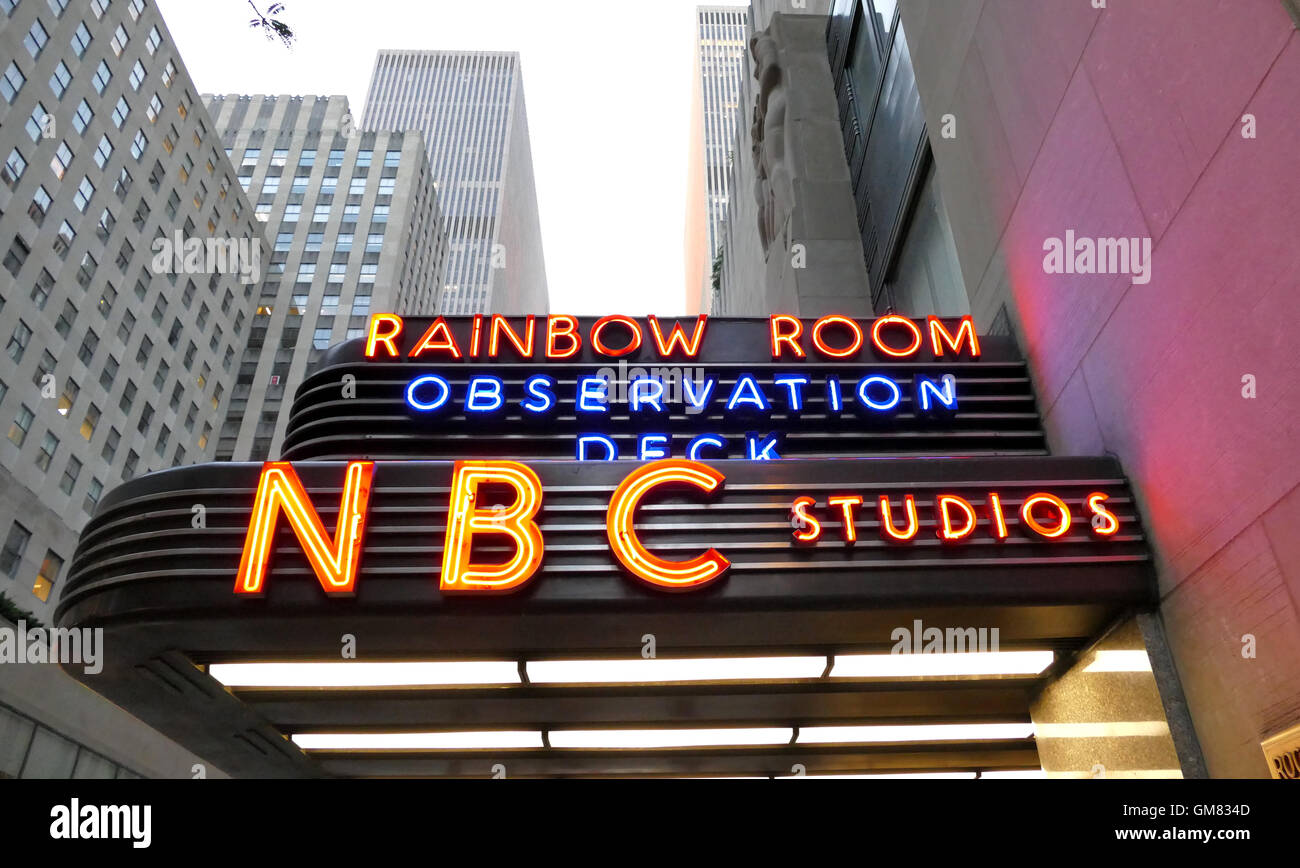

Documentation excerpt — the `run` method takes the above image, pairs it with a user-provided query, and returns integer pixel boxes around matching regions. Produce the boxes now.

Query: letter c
[606,459,730,591]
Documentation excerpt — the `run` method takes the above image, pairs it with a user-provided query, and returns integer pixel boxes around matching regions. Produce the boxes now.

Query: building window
[7,404,34,448]
[102,427,120,462]
[2,147,26,187]
[72,98,93,133]
[26,102,48,141]
[129,60,147,91]
[91,59,112,94]
[2,62,26,104]
[30,185,52,224]
[0,522,31,580]
[93,134,113,169]
[53,220,76,258]
[32,551,63,602]
[130,130,148,161]
[73,176,95,212]
[25,19,50,60]
[110,22,129,56]
[6,320,32,362]
[78,328,98,365]
[50,140,73,178]
[81,403,100,440]
[84,478,104,515]
[882,161,969,317]
[34,431,59,472]
[58,455,81,495]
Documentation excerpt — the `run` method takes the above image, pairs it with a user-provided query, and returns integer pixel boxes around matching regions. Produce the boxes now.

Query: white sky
[155,0,750,315]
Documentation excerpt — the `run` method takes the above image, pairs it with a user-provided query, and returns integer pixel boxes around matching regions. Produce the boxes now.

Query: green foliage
[0,592,43,628]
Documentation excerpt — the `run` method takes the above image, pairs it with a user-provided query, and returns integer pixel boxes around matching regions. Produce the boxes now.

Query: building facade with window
[718,0,1300,777]
[0,0,261,778]
[203,94,446,461]
[361,50,548,316]
[0,0,260,623]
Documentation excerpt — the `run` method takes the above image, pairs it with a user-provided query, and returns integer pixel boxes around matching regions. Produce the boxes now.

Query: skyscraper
[203,94,447,461]
[361,50,548,316]
[684,5,747,316]
[0,0,261,623]
[0,0,261,778]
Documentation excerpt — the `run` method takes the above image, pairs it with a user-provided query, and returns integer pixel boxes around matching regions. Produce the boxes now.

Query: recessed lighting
[548,728,794,749]
[830,651,1054,678]
[798,723,1035,744]
[526,656,826,685]
[209,661,521,688]
[292,730,543,750]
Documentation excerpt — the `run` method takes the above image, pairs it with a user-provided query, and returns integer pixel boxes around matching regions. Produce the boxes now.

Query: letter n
[235,461,375,595]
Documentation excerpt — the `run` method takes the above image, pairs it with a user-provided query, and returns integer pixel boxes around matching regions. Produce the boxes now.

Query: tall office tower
[713,1,836,316]
[0,0,262,778]
[361,50,549,316]
[0,0,263,624]
[684,5,747,316]
[204,95,447,462]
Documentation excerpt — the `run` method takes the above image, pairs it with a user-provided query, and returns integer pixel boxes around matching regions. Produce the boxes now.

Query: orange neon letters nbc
[648,315,707,358]
[235,461,375,596]
[440,461,545,594]
[606,459,730,590]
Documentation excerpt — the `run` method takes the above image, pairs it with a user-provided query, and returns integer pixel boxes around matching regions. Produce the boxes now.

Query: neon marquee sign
[233,458,1127,598]
[362,313,980,462]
